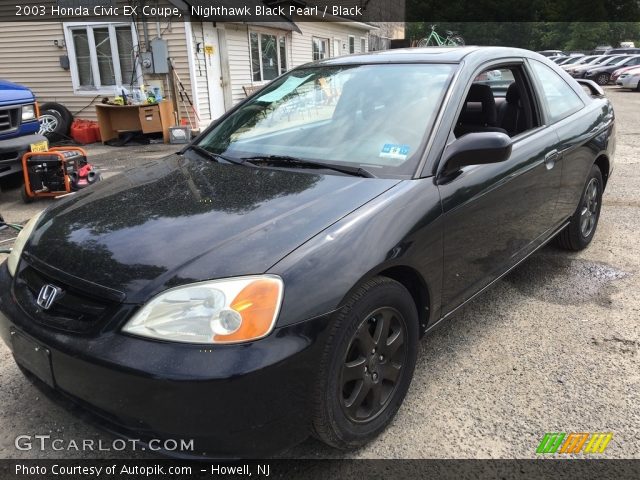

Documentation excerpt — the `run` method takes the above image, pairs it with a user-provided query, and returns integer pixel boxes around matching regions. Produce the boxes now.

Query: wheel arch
[594,154,610,190]
[339,264,432,337]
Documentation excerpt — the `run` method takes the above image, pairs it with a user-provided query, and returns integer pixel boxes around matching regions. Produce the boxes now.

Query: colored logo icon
[537,432,613,454]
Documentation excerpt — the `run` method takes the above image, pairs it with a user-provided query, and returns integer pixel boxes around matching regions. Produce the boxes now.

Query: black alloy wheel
[340,306,407,423]
[312,276,419,449]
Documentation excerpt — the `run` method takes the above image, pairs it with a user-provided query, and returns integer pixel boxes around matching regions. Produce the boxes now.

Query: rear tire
[555,164,603,251]
[451,35,465,46]
[311,276,419,450]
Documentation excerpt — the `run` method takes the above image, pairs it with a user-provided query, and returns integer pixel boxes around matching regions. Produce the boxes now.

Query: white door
[333,38,342,57]
[202,24,226,120]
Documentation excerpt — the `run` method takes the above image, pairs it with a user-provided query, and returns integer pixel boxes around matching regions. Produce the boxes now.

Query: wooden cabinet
[95,101,175,144]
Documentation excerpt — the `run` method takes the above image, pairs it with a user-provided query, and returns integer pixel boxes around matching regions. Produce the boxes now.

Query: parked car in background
[0,80,47,180]
[611,64,640,83]
[0,47,616,457]
[593,45,613,55]
[537,49,567,57]
[584,55,640,85]
[551,56,569,64]
[561,55,599,70]
[605,47,640,55]
[557,56,587,67]
[569,55,629,78]
[565,55,614,74]
[616,66,640,90]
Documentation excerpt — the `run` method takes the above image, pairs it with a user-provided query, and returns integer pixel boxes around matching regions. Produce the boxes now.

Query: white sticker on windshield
[379,144,410,160]
[256,75,312,103]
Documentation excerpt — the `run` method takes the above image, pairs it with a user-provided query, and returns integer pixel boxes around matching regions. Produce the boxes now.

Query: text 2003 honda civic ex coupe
[0,47,615,457]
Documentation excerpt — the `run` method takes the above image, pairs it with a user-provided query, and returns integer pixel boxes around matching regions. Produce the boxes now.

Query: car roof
[312,46,543,66]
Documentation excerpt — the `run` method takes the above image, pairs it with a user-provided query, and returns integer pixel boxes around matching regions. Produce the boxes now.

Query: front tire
[555,164,603,251]
[311,277,419,450]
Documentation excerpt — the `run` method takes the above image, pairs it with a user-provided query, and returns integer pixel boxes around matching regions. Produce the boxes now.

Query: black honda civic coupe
[0,47,615,457]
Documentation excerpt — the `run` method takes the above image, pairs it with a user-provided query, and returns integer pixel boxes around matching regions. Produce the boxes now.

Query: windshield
[592,56,612,65]
[564,57,583,65]
[603,56,628,66]
[196,63,456,178]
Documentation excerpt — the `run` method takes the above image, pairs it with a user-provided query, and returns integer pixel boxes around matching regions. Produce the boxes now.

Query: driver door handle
[544,150,559,170]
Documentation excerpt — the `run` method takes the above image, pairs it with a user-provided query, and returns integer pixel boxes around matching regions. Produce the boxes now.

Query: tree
[407,22,640,51]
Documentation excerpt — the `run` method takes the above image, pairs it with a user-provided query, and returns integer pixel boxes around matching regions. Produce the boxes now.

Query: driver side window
[454,65,539,138]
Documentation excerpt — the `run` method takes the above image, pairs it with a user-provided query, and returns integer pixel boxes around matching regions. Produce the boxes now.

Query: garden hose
[0,222,23,232]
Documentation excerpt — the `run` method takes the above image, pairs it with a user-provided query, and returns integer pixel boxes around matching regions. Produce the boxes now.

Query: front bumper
[0,133,46,178]
[0,262,331,457]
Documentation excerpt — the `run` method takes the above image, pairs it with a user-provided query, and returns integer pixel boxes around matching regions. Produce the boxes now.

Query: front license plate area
[30,140,49,153]
[11,330,55,388]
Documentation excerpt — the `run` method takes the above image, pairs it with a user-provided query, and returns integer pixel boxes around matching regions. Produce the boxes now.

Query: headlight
[21,104,36,122]
[122,275,284,344]
[7,211,44,277]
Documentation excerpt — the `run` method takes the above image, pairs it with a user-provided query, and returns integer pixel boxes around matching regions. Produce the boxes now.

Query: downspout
[184,18,201,129]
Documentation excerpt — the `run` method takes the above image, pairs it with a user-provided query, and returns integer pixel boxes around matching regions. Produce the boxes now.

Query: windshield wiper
[241,155,377,178]
[183,145,246,166]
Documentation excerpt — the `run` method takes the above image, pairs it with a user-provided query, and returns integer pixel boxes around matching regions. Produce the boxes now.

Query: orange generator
[21,147,97,203]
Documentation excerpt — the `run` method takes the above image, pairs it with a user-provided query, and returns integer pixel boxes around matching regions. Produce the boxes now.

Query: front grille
[0,107,19,133]
[14,262,120,334]
[0,151,20,163]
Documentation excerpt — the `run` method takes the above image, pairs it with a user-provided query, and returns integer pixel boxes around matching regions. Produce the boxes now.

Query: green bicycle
[417,25,465,47]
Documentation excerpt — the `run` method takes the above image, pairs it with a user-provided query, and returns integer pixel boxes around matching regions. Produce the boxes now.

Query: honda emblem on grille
[36,284,63,310]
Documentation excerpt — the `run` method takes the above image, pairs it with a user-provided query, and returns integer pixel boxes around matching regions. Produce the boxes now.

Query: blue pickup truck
[0,80,47,179]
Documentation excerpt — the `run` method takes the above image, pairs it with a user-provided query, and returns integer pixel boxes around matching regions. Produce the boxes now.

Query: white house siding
[291,21,372,67]
[0,21,92,118]
[143,20,193,125]
[0,13,373,124]
[223,24,255,106]
[184,21,211,127]
[0,2,193,122]
[220,21,372,107]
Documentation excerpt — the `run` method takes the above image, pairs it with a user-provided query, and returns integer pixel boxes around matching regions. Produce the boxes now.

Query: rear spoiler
[576,79,605,97]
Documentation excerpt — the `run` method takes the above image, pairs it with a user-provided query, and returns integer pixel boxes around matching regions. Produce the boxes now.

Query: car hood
[26,154,399,303]
[620,67,640,76]
[588,65,619,73]
[0,79,34,105]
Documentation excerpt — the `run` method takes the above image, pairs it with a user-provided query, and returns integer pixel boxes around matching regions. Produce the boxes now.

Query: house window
[360,37,366,53]
[249,31,288,82]
[64,22,138,93]
[348,35,355,54]
[312,37,329,61]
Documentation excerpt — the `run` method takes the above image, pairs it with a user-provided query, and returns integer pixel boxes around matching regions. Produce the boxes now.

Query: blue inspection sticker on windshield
[380,144,410,160]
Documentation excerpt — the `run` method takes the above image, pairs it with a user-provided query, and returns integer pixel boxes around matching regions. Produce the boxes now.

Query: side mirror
[440,132,512,177]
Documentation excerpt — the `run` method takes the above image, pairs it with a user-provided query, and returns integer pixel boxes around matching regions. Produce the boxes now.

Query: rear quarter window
[530,60,584,124]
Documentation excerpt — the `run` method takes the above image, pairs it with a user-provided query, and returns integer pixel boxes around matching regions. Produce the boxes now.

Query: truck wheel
[39,103,72,142]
